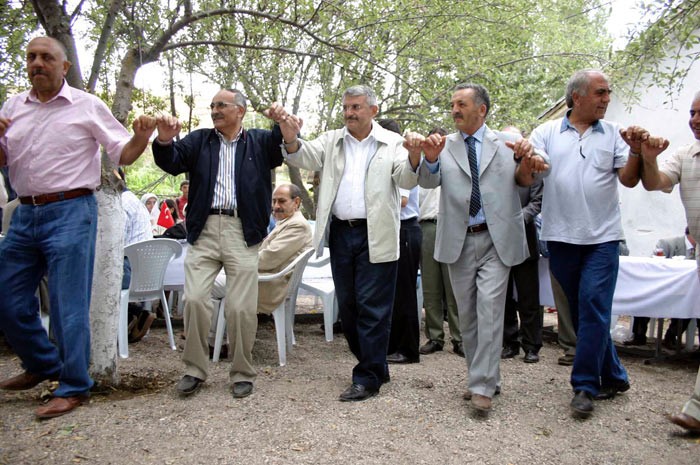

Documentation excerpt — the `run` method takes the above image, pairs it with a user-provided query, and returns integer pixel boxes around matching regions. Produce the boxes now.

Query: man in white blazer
[282,85,420,402]
[407,83,549,413]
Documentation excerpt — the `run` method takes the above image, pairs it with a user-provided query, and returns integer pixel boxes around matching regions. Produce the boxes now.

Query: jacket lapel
[479,128,499,175]
[445,133,471,177]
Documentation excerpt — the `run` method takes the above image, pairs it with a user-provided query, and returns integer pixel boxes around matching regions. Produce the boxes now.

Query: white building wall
[606,42,700,256]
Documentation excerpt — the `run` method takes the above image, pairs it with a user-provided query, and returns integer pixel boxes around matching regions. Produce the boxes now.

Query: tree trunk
[111,48,143,125]
[88,160,125,385]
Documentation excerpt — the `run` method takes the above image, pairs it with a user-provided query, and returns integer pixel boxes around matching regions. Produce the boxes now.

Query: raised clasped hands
[402,131,445,163]
[640,135,670,159]
[263,102,303,141]
[132,115,158,139]
[506,139,549,174]
[619,125,650,153]
[155,115,182,143]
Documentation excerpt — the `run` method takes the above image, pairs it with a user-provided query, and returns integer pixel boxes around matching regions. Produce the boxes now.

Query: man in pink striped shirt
[0,36,156,419]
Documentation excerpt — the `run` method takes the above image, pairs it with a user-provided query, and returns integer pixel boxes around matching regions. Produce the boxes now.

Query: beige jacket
[284,124,418,263]
[257,210,313,313]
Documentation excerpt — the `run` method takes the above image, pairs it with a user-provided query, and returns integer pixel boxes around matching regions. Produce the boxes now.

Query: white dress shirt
[331,125,378,220]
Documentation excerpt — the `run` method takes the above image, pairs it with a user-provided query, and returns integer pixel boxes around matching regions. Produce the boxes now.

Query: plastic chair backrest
[124,238,183,301]
[283,248,315,309]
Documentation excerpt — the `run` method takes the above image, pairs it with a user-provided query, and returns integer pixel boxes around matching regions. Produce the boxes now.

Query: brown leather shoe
[35,395,88,420]
[463,386,500,400]
[0,371,56,391]
[471,394,492,412]
[669,413,700,433]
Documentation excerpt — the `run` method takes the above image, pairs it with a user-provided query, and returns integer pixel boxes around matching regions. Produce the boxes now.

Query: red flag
[157,202,175,229]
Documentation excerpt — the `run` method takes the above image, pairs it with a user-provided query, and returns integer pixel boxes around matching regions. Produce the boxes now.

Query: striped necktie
[466,136,481,217]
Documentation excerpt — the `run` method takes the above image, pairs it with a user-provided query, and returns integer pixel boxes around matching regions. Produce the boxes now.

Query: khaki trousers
[182,215,259,384]
[551,272,576,355]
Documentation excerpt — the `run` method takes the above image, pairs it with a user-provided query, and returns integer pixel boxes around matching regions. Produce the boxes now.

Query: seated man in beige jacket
[209,183,312,353]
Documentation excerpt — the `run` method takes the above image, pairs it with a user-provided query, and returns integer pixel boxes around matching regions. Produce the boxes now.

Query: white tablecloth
[537,256,700,319]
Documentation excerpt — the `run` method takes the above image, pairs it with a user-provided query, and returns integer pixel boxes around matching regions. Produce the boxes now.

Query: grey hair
[276,183,302,200]
[343,85,377,106]
[222,88,248,110]
[565,69,606,108]
[454,82,491,116]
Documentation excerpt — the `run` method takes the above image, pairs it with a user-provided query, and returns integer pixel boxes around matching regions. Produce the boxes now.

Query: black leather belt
[401,217,418,225]
[19,188,93,206]
[209,208,238,217]
[332,216,366,227]
[466,223,488,233]
[420,218,437,224]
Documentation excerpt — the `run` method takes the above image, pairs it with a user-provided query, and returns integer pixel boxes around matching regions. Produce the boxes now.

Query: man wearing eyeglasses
[528,69,647,419]
[153,88,297,399]
[281,85,420,402]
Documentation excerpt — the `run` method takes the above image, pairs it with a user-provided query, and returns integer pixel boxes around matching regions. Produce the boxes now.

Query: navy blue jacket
[153,126,284,246]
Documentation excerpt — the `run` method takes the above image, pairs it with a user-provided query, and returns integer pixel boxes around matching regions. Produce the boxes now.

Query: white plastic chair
[299,250,338,342]
[212,248,315,366]
[118,238,183,358]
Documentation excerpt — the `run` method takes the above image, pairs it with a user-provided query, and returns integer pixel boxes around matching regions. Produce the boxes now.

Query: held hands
[155,115,182,144]
[619,126,650,153]
[132,115,157,139]
[263,102,303,144]
[641,135,670,159]
[402,132,446,162]
[507,139,549,175]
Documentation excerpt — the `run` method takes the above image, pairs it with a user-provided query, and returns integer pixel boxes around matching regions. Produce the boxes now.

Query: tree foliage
[611,0,700,107]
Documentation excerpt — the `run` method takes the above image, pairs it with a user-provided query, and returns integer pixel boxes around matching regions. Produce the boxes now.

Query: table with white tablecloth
[536,256,700,319]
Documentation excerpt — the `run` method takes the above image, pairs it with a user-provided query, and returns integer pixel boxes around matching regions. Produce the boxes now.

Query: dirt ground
[0,303,699,465]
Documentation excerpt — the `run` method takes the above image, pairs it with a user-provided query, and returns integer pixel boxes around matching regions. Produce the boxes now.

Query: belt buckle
[347,219,359,227]
[32,195,41,206]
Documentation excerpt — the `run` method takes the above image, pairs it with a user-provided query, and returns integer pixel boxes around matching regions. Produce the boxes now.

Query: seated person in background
[624,227,697,346]
[140,192,160,233]
[209,183,313,355]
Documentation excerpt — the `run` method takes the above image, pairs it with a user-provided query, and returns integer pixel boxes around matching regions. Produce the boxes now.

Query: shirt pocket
[590,148,615,172]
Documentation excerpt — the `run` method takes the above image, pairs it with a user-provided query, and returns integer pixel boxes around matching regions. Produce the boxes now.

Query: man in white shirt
[282,85,419,401]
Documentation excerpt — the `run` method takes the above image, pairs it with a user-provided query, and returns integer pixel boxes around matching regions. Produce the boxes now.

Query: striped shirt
[660,139,700,240]
[211,129,242,209]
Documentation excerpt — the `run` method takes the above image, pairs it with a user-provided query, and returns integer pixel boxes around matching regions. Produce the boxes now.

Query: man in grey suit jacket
[406,83,549,414]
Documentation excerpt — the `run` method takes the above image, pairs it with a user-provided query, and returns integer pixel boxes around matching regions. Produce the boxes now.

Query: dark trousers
[548,241,628,396]
[503,257,543,353]
[388,218,422,360]
[631,317,698,344]
[329,219,398,390]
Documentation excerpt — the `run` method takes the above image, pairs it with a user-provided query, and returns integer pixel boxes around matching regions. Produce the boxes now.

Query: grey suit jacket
[418,127,549,267]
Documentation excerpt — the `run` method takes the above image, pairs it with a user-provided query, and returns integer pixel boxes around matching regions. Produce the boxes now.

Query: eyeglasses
[342,104,367,112]
[209,102,238,110]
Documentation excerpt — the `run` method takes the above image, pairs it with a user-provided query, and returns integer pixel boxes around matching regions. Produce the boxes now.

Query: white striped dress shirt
[211,129,242,209]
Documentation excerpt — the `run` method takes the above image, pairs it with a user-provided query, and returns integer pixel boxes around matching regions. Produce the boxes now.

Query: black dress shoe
[571,390,594,418]
[232,381,253,398]
[452,341,465,358]
[501,346,519,359]
[386,353,419,364]
[523,351,540,363]
[622,336,647,346]
[419,340,443,355]
[339,383,378,402]
[176,375,203,396]
[594,380,630,400]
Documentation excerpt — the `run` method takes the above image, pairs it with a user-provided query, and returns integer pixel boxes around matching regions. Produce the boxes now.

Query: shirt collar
[26,79,72,104]
[216,127,243,144]
[343,123,377,144]
[460,123,486,143]
[691,139,700,157]
[561,109,604,134]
